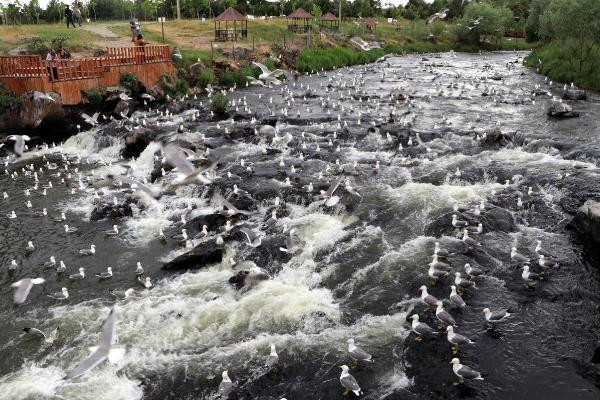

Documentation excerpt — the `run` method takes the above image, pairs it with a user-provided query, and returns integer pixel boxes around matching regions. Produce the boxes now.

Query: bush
[175,78,189,96]
[51,36,69,50]
[295,47,385,73]
[85,89,103,107]
[0,84,21,114]
[120,72,139,94]
[197,68,214,88]
[210,92,229,114]
[525,0,551,42]
[219,66,258,87]
[23,36,50,57]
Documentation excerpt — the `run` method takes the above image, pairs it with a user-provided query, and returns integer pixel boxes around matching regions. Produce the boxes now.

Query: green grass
[525,43,600,91]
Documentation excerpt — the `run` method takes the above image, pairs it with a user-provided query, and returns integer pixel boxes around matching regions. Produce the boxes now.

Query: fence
[0,45,174,105]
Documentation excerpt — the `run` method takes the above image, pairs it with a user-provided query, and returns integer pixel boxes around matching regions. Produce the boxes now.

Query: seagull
[446,326,474,354]
[538,254,558,268]
[7,135,31,157]
[482,307,511,325]
[109,288,134,300]
[449,285,467,308]
[247,76,266,86]
[464,263,485,279]
[252,61,290,85]
[435,301,457,327]
[339,365,362,396]
[135,262,144,276]
[41,256,56,269]
[47,287,69,300]
[347,338,373,364]
[116,176,162,199]
[218,370,233,398]
[409,314,438,340]
[265,344,279,368]
[452,214,468,228]
[79,244,96,255]
[11,278,45,304]
[434,241,451,258]
[511,247,529,264]
[104,225,119,236]
[8,259,18,271]
[81,112,100,126]
[534,240,553,257]
[56,261,67,273]
[418,285,439,307]
[63,308,124,380]
[450,358,484,384]
[522,265,542,287]
[95,267,113,279]
[429,254,451,271]
[69,268,85,280]
[239,227,263,247]
[22,326,60,344]
[428,264,448,281]
[214,192,254,216]
[138,276,152,289]
[321,176,344,207]
[163,144,216,186]
[462,229,481,247]
[64,224,79,233]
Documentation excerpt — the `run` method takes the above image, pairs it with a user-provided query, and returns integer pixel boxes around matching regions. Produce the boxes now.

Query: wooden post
[232,42,235,61]
[252,35,254,53]
[211,42,214,61]
[283,33,286,49]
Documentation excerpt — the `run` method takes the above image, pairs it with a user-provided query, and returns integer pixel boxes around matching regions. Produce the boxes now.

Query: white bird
[435,301,457,327]
[218,370,233,398]
[11,278,45,304]
[138,276,152,288]
[95,267,113,279]
[450,358,484,384]
[347,338,373,363]
[63,308,124,379]
[69,267,85,280]
[409,314,437,340]
[80,244,96,255]
[252,62,290,85]
[47,287,69,300]
[418,285,439,307]
[22,326,60,344]
[104,225,119,236]
[163,144,216,186]
[7,135,31,157]
[109,288,134,300]
[449,285,466,308]
[135,262,144,276]
[239,227,263,247]
[265,344,279,367]
[339,365,362,396]
[81,112,100,126]
[482,307,511,324]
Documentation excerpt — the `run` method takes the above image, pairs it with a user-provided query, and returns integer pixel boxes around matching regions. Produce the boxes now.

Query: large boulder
[563,89,587,101]
[123,127,161,158]
[188,61,206,84]
[547,101,579,118]
[568,200,600,245]
[163,241,223,271]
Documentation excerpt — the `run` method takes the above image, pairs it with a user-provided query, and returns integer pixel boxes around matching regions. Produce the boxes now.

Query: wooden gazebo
[287,8,313,33]
[363,17,377,31]
[320,12,339,31]
[214,7,247,41]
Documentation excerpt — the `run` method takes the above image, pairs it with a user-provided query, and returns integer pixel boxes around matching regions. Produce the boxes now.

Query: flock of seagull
[0,51,564,397]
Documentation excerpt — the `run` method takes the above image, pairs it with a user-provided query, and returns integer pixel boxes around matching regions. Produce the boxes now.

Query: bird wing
[458,365,481,379]
[213,192,238,212]
[270,69,290,79]
[416,322,435,335]
[452,333,472,344]
[63,347,108,379]
[98,308,117,350]
[450,294,465,306]
[252,61,271,75]
[490,310,507,320]
[341,374,361,391]
[23,327,46,338]
[349,346,371,360]
[13,280,33,304]
[163,144,195,176]
[119,176,161,199]
[240,227,257,243]
[438,310,456,324]
[325,175,345,197]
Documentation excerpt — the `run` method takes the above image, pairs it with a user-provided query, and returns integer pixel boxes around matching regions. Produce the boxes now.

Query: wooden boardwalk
[0,45,175,105]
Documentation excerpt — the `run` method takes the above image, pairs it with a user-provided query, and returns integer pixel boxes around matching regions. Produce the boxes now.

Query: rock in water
[568,200,600,244]
[547,101,579,118]
[162,242,223,271]
[562,89,587,101]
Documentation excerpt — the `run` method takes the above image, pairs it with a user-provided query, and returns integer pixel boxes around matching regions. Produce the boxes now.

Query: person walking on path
[73,5,82,27]
[65,5,76,28]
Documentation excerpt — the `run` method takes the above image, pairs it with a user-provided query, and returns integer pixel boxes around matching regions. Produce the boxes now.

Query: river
[0,51,599,400]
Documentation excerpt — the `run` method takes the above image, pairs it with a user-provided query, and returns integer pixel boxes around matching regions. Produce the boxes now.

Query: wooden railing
[0,45,172,82]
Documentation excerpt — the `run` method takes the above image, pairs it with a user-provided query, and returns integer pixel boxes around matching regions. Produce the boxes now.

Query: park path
[81,23,133,48]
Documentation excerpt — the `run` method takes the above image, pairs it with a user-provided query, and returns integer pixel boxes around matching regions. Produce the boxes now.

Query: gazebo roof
[320,12,339,21]
[288,8,313,19]
[215,7,246,21]
[363,17,377,26]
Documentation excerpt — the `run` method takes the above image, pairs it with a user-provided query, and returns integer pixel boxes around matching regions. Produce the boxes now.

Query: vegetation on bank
[523,0,600,90]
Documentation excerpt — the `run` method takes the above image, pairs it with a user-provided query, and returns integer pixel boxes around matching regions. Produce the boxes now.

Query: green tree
[454,0,513,45]
[311,3,322,20]
[525,0,549,41]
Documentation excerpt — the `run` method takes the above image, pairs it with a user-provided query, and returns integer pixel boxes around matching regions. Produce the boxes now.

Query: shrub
[210,92,229,114]
[0,84,21,114]
[120,72,139,94]
[51,36,69,50]
[23,36,50,57]
[219,66,258,87]
[85,89,103,107]
[175,78,189,96]
[453,1,513,45]
[197,68,214,88]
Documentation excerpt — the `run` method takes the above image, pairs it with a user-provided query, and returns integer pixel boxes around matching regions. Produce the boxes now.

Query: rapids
[0,51,599,400]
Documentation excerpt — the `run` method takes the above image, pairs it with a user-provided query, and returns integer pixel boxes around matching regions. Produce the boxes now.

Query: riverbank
[524,44,600,91]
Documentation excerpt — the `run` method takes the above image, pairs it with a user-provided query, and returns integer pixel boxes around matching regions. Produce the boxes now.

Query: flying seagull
[163,143,216,186]
[252,62,290,85]
[63,308,124,380]
[11,278,45,304]
[7,135,31,157]
[22,326,59,344]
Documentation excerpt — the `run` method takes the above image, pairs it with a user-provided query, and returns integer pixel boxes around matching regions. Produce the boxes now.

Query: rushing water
[0,51,599,400]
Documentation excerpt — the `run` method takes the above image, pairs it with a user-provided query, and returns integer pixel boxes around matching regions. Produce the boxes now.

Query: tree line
[0,0,535,25]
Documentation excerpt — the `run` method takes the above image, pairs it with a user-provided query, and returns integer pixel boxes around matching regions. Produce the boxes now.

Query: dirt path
[81,23,133,48]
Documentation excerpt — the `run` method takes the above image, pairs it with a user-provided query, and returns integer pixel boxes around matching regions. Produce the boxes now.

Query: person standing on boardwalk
[73,4,82,27]
[65,5,76,28]
[130,19,139,41]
